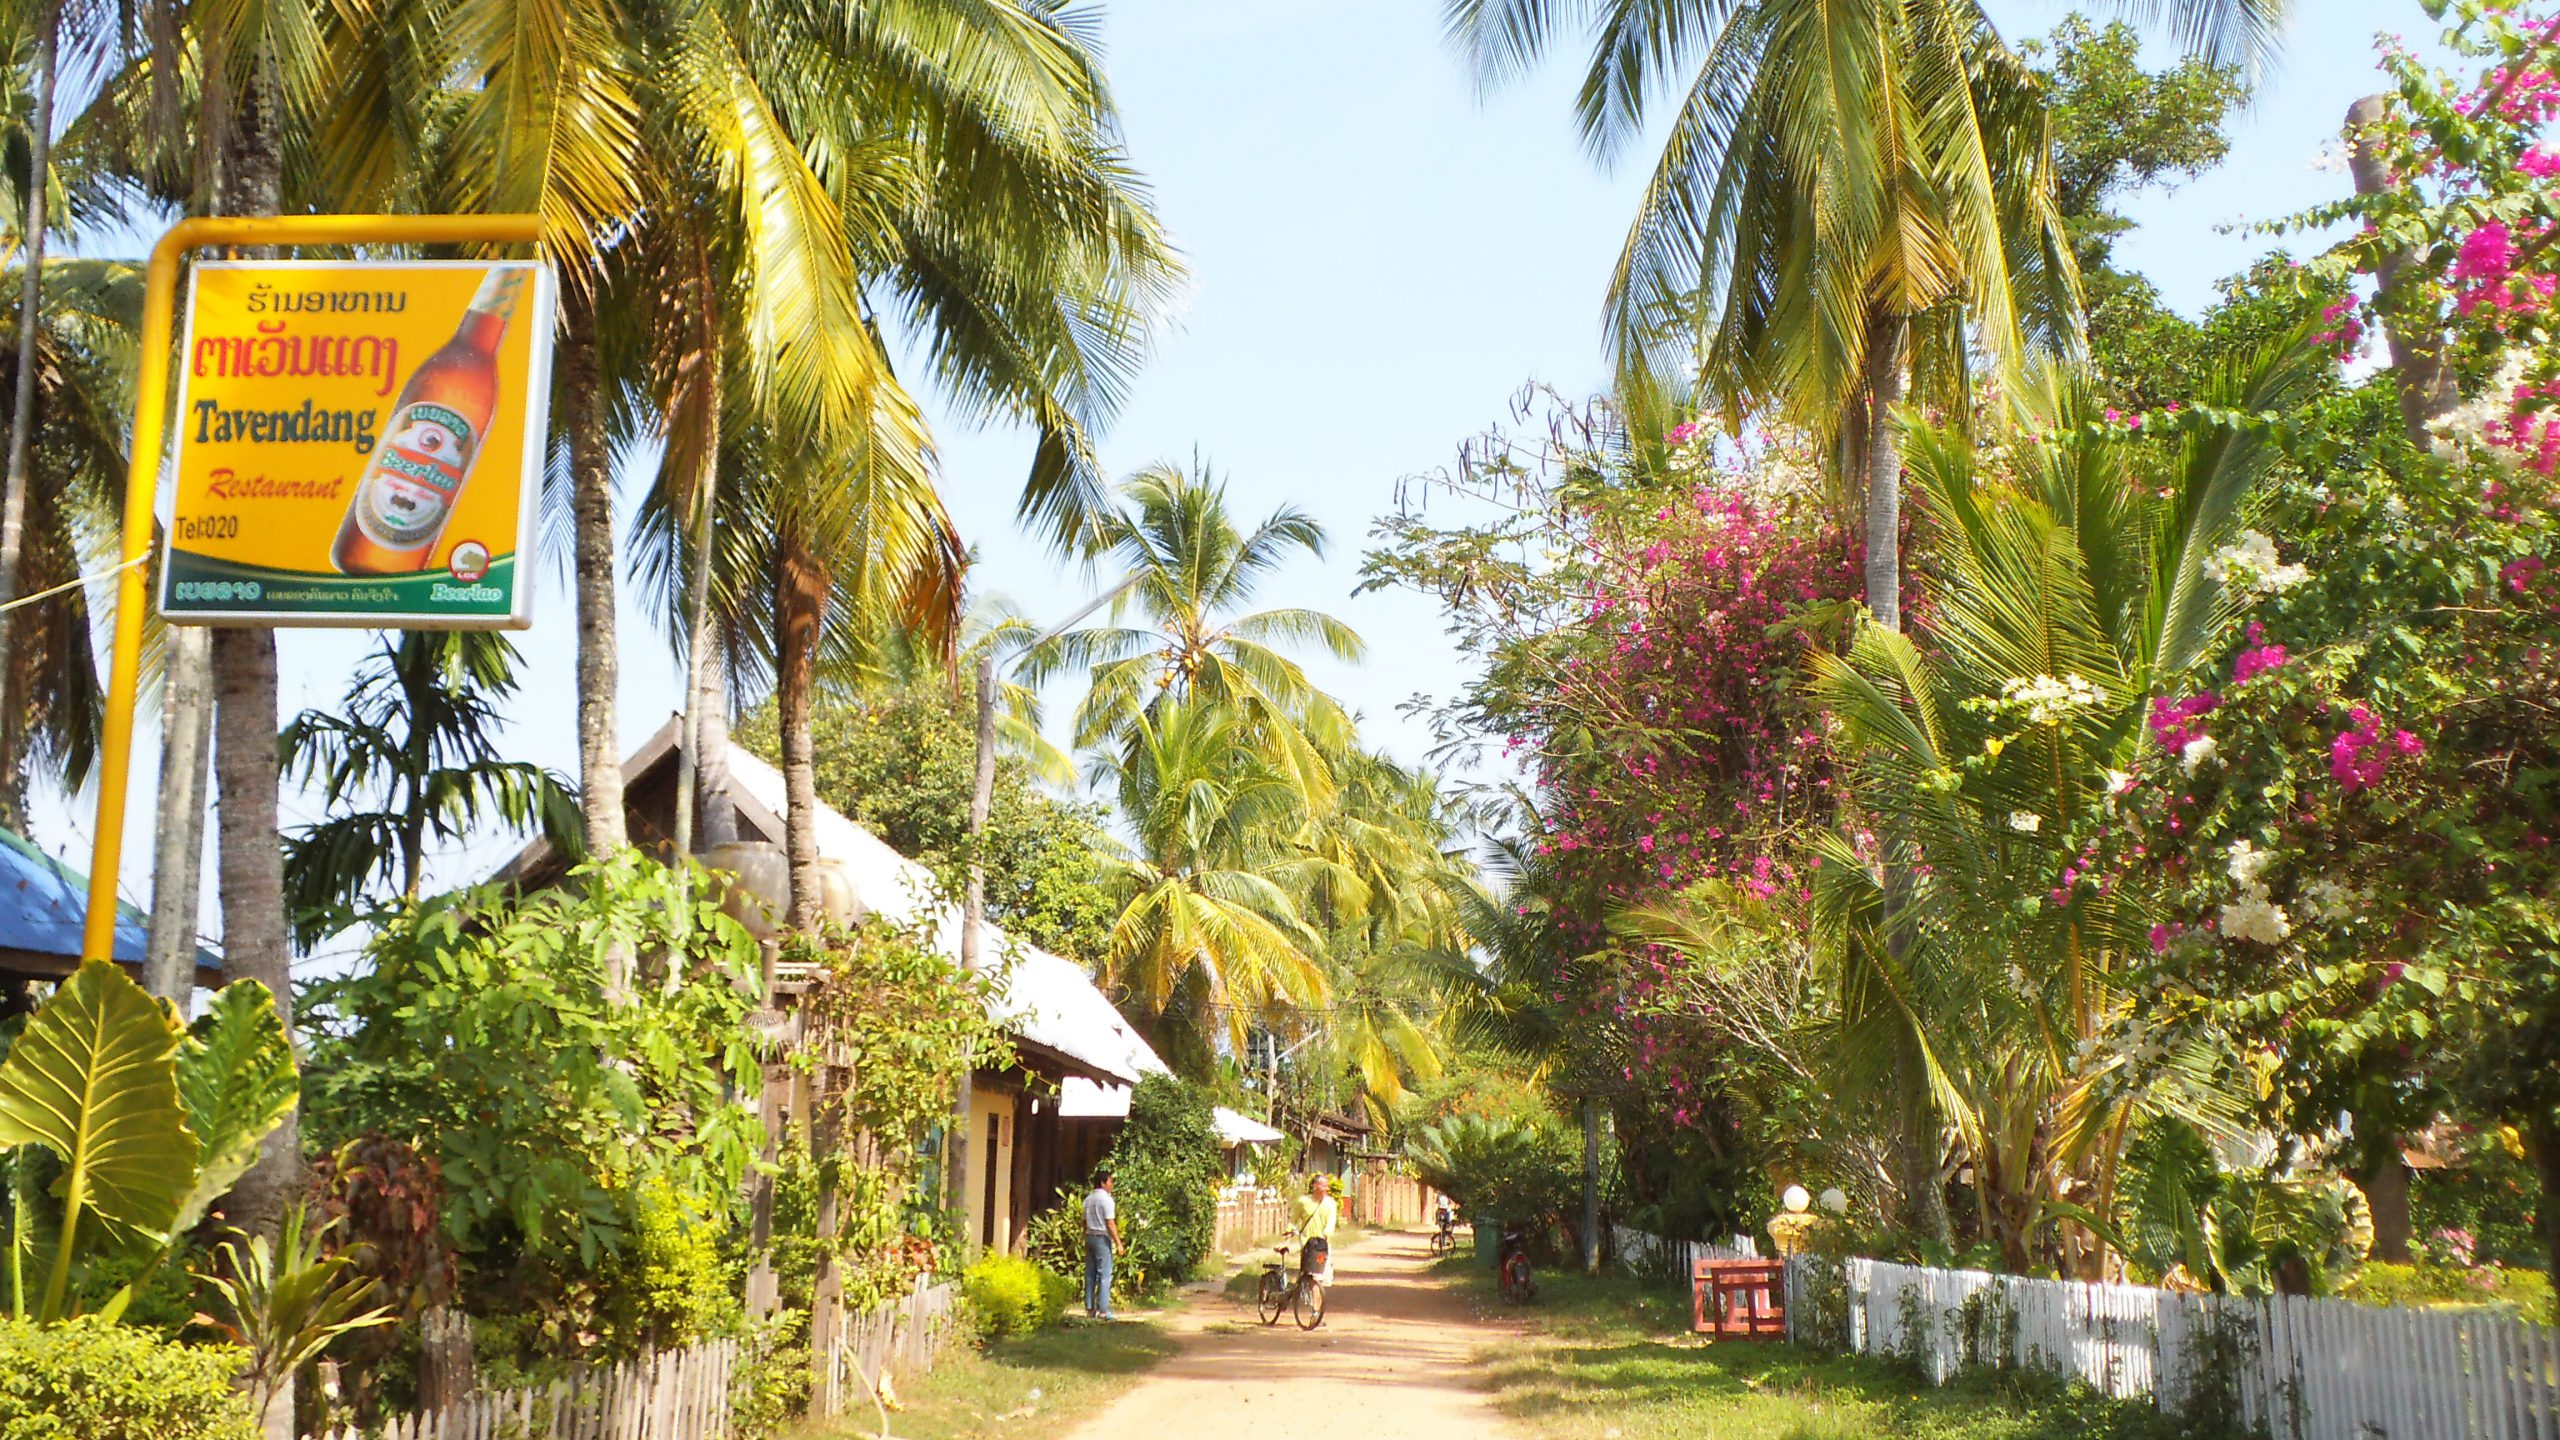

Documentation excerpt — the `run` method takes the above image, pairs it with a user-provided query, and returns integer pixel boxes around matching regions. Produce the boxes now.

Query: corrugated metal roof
[0,825,153,966]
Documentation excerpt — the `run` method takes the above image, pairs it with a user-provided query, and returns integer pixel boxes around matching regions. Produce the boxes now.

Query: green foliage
[2411,1130,2542,1268]
[793,920,1008,1154]
[610,1177,736,1347]
[194,1207,394,1424]
[0,965,300,1324]
[0,961,189,1319]
[736,688,1115,964]
[2028,17,2242,266]
[1405,1112,1580,1227]
[2116,1119,2372,1296]
[785,918,1004,1309]
[303,853,762,1308]
[0,1316,255,1440]
[1102,1076,1225,1295]
[726,1308,809,1440]
[168,982,301,1249]
[2338,1261,2554,1319]
[960,1254,1073,1340]
[280,630,581,949]
[1020,1188,1089,1278]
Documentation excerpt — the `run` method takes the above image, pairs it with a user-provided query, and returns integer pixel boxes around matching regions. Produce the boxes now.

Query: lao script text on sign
[160,260,555,627]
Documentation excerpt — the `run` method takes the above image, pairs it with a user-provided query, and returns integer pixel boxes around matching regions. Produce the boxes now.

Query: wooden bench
[1691,1257,1787,1338]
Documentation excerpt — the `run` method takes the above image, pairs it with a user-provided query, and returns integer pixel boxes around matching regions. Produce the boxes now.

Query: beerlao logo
[448,540,491,582]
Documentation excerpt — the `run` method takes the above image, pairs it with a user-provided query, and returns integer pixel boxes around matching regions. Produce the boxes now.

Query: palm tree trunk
[566,312,627,855]
[1861,313,1908,631]
[1580,1094,1602,1274]
[693,632,737,850]
[775,530,828,931]
[142,627,213,1002]
[1837,387,1870,549]
[672,360,721,863]
[0,0,61,823]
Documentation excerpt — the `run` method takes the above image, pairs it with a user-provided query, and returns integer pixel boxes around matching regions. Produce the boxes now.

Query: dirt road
[1058,1227,1518,1439]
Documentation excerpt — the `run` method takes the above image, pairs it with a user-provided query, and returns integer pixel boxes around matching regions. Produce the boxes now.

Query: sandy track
[1058,1227,1521,1439]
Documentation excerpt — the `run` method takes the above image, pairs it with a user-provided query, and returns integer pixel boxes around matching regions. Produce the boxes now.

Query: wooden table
[1691,1257,1787,1338]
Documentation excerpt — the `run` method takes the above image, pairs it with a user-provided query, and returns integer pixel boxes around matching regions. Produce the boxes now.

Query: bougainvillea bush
[1365,394,1858,1232]
[2131,0,2560,1284]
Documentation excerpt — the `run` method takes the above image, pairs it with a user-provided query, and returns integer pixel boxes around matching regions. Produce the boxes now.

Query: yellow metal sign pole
[82,213,545,962]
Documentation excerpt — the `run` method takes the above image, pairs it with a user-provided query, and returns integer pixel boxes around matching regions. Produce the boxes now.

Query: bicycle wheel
[1293,1277,1327,1330]
[1429,1230,1453,1258]
[1257,1269,1288,1326]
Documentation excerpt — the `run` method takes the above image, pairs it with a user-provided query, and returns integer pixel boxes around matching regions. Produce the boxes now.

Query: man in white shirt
[1082,1171,1122,1319]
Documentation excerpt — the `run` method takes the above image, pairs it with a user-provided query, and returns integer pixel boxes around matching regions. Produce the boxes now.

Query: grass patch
[788,1315,1180,1440]
[1464,1266,2210,1440]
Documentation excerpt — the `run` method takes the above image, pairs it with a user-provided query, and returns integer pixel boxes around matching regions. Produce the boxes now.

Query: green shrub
[0,1316,256,1440]
[727,1308,810,1440]
[1404,1112,1580,1228]
[961,1254,1073,1339]
[1022,1185,1091,1277]
[614,1175,741,1346]
[1103,1076,1225,1297]
[2341,1260,2554,1318]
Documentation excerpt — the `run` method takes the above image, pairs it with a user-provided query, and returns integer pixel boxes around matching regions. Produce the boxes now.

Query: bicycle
[1255,1239,1329,1330]
[1497,1223,1537,1304]
[1428,1209,1458,1259]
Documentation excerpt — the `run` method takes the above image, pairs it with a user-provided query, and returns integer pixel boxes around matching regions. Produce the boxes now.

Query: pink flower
[2331,705,2399,792]
[2233,642,2289,684]
[1666,421,1700,445]
[2521,147,2560,179]
[2455,221,2516,284]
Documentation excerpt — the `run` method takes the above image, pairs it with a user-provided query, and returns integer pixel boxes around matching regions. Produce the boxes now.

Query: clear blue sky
[34,0,2443,950]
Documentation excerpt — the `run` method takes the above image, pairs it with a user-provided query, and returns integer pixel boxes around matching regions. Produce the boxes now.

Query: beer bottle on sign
[331,267,527,575]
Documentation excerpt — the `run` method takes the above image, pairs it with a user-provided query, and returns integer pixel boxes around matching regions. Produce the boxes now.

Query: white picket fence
[318,1338,737,1440]
[1797,1256,2560,1440]
[811,1281,960,1418]
[1612,1224,1758,1281]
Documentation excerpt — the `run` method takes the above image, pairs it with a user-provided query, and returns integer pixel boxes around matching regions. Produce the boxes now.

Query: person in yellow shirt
[1296,1174,1340,1304]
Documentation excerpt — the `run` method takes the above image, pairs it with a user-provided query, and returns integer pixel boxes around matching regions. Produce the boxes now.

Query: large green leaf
[0,960,195,1318]
[173,981,300,1236]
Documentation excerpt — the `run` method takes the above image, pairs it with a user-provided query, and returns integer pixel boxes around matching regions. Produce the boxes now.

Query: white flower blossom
[2205,530,2310,596]
[2105,769,2135,795]
[2428,351,2534,469]
[2221,891,2292,945]
[2009,811,2042,834]
[2226,839,2273,886]
[2001,673,2107,724]
[2181,736,2218,774]
[2310,139,2354,173]
[2302,879,2360,923]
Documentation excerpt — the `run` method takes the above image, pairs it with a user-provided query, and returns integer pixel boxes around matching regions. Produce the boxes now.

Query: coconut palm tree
[593,0,1179,926]
[1090,696,1335,1073]
[1024,459,1365,806]
[0,254,132,818]
[1444,0,2286,630]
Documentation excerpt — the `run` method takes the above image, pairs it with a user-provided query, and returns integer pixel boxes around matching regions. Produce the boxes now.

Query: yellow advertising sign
[160,260,556,627]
